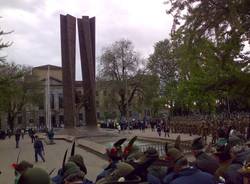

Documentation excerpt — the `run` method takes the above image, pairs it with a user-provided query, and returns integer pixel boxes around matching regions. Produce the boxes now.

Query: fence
[138,141,192,157]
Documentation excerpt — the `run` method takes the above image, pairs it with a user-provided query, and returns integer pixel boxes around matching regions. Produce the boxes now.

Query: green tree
[148,39,178,86]
[147,39,178,112]
[99,39,148,117]
[166,0,250,113]
[0,63,43,130]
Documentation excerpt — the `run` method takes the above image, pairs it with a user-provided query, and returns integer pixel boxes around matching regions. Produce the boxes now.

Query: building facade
[0,64,153,130]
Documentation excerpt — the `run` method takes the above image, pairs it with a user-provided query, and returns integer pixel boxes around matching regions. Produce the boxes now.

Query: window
[39,97,44,109]
[50,94,55,109]
[59,94,63,109]
[96,100,100,108]
[103,90,107,96]
[97,112,100,119]
[79,113,83,120]
[18,116,22,125]
[59,115,64,124]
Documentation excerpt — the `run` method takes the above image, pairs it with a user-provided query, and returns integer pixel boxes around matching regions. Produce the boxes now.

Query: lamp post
[45,65,51,130]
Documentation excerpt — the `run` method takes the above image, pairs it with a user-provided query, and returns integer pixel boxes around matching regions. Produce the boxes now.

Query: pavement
[0,128,206,183]
[0,135,107,184]
[100,128,212,142]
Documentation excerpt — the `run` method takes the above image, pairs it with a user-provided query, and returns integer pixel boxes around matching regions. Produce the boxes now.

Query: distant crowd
[1,112,250,184]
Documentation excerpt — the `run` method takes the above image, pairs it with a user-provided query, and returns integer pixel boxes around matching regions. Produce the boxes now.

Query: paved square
[0,135,107,184]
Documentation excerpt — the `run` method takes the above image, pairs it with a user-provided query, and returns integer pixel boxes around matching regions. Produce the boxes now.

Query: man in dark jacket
[224,136,250,184]
[169,165,216,184]
[33,135,45,162]
[163,148,216,184]
[191,137,219,175]
[15,129,21,148]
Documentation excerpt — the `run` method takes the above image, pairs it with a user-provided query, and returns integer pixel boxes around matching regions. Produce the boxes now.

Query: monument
[60,14,76,128]
[60,14,97,128]
[78,16,97,127]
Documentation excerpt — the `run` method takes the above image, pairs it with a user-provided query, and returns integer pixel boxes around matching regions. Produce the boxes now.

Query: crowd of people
[3,127,250,184]
[1,112,250,184]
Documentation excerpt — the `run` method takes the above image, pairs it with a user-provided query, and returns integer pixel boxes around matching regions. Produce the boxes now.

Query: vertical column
[89,17,95,77]
[77,16,97,127]
[60,14,76,128]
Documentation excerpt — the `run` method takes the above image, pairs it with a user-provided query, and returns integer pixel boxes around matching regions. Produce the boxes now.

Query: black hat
[191,137,204,150]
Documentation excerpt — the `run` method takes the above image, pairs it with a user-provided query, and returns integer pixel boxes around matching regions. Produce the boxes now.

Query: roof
[33,64,62,70]
[41,76,62,83]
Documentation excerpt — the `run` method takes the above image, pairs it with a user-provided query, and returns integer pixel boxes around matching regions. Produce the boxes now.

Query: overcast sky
[0,0,172,79]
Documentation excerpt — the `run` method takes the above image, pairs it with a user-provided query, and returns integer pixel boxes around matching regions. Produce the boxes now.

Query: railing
[138,141,192,157]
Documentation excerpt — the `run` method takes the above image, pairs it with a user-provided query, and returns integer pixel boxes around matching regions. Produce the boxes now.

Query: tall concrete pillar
[60,14,76,128]
[77,16,97,127]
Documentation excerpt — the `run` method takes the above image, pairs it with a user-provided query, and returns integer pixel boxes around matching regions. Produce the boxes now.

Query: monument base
[55,127,115,138]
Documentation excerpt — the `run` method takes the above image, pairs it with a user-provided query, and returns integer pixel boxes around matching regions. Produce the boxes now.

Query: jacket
[194,151,219,175]
[224,149,250,184]
[169,167,216,184]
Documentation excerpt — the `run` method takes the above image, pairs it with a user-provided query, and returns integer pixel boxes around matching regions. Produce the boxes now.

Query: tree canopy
[99,39,159,117]
[162,0,250,114]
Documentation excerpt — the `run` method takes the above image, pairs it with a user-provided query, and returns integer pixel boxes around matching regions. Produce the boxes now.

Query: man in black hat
[213,140,232,181]
[163,148,215,184]
[96,139,126,182]
[191,137,219,175]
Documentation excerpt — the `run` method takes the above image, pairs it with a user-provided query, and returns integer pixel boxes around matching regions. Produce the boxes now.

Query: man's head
[165,148,184,169]
[228,135,245,159]
[63,162,86,184]
[12,160,33,176]
[214,142,231,163]
[18,168,52,184]
[68,154,87,174]
[191,137,204,156]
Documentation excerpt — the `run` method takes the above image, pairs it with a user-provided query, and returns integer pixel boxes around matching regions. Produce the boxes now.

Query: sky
[0,0,173,79]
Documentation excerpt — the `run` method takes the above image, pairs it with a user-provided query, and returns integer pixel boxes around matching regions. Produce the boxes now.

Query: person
[213,140,232,181]
[157,122,161,137]
[163,121,170,137]
[52,154,91,184]
[34,135,45,162]
[29,128,35,143]
[21,129,25,139]
[96,139,126,182]
[7,129,12,139]
[47,129,54,144]
[15,129,21,148]
[163,148,184,184]
[117,124,121,133]
[191,137,219,175]
[12,160,33,184]
[62,162,93,184]
[163,148,216,184]
[68,154,88,175]
[246,123,250,140]
[17,167,53,184]
[96,162,135,184]
[223,135,250,184]
[238,156,250,184]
